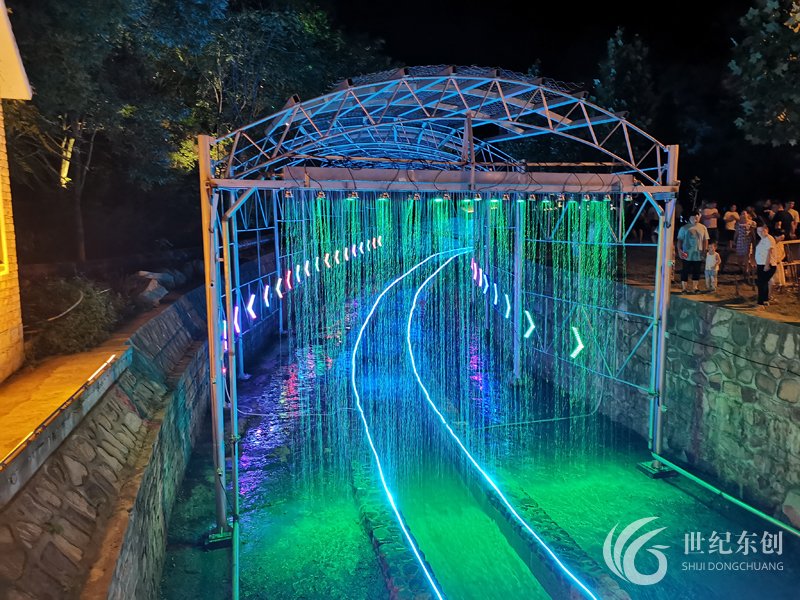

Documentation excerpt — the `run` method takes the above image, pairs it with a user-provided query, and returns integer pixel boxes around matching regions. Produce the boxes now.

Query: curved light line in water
[351,248,467,600]
[406,255,600,600]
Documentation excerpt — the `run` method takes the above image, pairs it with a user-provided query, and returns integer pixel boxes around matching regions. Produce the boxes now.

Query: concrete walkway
[0,302,176,461]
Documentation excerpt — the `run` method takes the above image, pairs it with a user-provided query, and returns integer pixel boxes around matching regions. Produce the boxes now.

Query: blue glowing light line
[482,274,489,295]
[504,294,511,319]
[406,259,599,600]
[524,310,535,338]
[246,294,257,320]
[351,250,466,600]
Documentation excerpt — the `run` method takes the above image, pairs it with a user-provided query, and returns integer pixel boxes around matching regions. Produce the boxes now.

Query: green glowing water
[161,193,798,600]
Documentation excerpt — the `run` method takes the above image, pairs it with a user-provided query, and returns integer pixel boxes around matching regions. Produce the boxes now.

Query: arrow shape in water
[524,310,535,338]
[570,326,585,359]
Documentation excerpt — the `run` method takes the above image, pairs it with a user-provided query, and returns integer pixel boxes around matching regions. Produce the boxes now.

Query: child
[705,241,722,292]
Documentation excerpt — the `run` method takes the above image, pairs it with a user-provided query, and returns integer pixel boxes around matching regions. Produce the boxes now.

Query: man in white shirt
[701,201,720,245]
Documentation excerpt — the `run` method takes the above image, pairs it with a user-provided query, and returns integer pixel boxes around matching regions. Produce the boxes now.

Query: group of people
[676,199,799,308]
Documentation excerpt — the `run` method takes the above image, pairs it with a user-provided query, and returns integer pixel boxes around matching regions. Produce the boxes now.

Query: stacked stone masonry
[0,288,211,600]
[598,289,800,527]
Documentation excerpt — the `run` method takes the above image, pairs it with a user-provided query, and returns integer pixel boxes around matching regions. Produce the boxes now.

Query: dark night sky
[329,0,755,84]
[324,0,800,201]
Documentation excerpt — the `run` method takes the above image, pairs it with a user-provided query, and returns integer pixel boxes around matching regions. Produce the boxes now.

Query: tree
[5,0,225,261]
[593,28,660,131]
[729,0,800,146]
[189,8,389,138]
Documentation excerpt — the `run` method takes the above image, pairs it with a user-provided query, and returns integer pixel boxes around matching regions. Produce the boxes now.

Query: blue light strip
[351,250,467,600]
[406,256,600,600]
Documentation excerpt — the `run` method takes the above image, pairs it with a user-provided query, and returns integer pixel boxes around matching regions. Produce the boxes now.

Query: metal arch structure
[208,65,674,187]
[198,65,681,599]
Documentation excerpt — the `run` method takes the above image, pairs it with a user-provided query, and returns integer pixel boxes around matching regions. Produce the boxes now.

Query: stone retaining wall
[598,289,800,526]
[0,286,242,600]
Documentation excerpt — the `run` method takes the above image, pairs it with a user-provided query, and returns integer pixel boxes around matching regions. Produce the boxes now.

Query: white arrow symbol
[482,274,489,295]
[304,260,311,278]
[493,283,498,306]
[324,253,331,269]
[504,294,511,319]
[524,310,535,338]
[276,278,284,299]
[570,326,585,359]
[246,293,257,320]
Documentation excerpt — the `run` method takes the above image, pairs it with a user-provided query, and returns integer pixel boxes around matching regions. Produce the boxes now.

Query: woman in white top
[754,224,777,308]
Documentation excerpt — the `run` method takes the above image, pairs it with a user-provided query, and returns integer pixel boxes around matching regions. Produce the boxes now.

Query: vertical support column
[272,190,285,334]
[654,146,680,456]
[220,216,241,600]
[197,135,228,530]
[640,144,679,478]
[513,197,523,380]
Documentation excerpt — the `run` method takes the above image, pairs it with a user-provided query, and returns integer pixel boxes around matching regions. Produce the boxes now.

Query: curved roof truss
[210,65,673,187]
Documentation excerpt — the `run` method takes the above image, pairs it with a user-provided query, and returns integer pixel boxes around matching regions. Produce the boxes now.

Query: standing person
[787,200,799,238]
[733,211,756,295]
[722,204,739,249]
[754,223,777,309]
[705,241,721,292]
[771,202,793,240]
[676,210,709,294]
[701,201,720,244]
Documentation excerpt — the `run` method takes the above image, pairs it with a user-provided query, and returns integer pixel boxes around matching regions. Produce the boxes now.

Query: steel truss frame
[198,67,680,599]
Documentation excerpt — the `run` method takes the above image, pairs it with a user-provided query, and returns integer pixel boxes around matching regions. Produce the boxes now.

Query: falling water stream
[161,192,799,600]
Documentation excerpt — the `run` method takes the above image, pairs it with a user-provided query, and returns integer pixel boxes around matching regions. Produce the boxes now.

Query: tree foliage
[188,9,388,140]
[593,28,659,131]
[5,0,388,261]
[729,0,800,146]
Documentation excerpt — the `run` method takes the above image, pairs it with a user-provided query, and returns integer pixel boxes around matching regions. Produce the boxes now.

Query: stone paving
[0,304,174,462]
